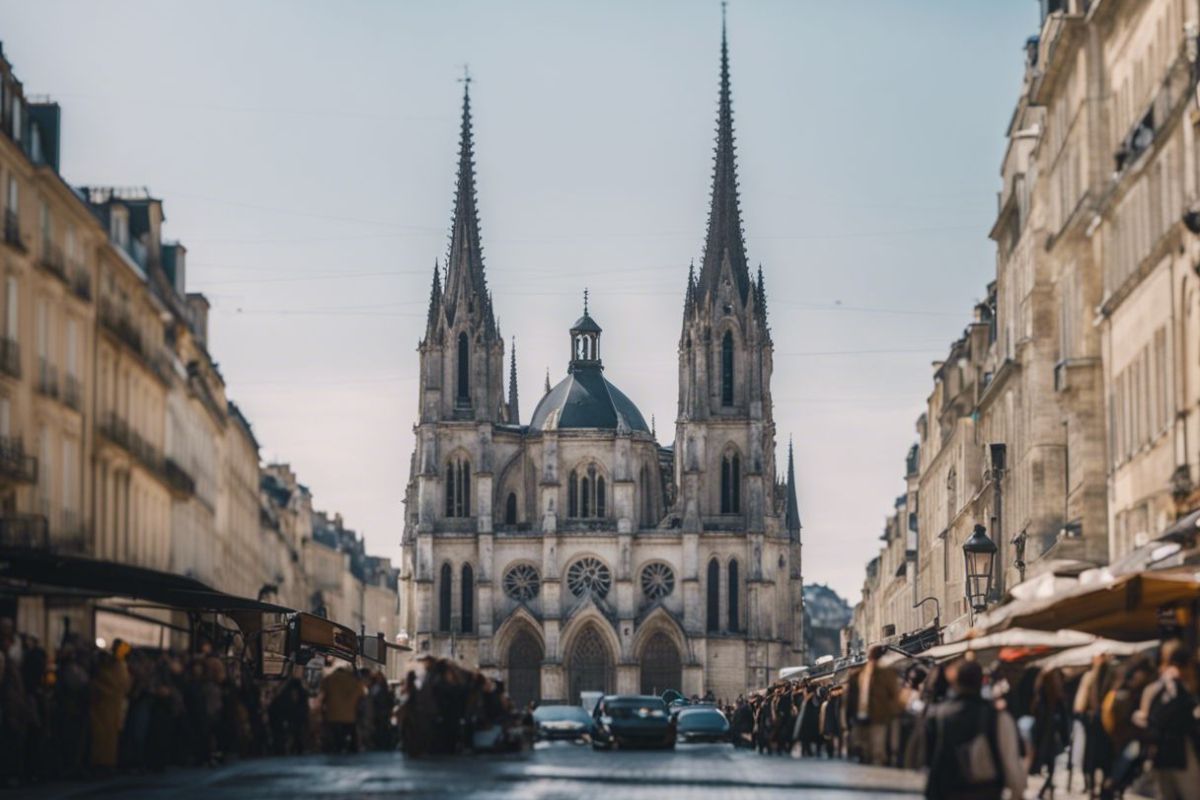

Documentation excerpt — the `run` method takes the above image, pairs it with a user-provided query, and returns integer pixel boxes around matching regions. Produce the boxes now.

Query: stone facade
[400,26,804,703]
[0,41,400,652]
[851,0,1200,649]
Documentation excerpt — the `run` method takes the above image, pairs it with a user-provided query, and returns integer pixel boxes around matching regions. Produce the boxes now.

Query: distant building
[803,584,852,660]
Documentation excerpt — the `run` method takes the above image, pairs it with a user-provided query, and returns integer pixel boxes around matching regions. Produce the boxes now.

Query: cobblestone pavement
[26,743,926,799]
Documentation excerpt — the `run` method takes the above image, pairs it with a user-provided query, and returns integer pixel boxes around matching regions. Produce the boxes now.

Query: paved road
[26,743,926,799]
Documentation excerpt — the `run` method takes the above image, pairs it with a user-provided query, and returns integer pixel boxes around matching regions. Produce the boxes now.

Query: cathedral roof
[528,366,650,434]
[529,303,650,434]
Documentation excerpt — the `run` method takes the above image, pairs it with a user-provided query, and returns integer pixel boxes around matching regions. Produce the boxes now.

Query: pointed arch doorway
[506,629,543,709]
[639,632,682,696]
[565,625,613,703]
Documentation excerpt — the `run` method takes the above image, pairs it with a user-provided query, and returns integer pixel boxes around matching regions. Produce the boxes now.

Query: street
[26,744,925,799]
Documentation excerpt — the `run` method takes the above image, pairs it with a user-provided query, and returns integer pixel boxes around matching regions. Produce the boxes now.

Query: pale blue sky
[0,0,1040,601]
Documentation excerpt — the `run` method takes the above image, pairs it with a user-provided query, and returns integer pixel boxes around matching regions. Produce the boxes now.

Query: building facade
[851,0,1200,650]
[400,26,804,703]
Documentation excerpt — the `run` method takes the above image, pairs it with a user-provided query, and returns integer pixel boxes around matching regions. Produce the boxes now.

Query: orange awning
[1004,570,1200,641]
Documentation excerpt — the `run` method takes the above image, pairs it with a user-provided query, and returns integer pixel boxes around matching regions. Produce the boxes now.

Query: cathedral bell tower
[419,78,507,426]
[675,16,776,536]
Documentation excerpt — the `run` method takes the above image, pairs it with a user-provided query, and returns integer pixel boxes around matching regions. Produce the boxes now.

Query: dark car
[532,704,595,743]
[675,706,731,743]
[591,695,676,750]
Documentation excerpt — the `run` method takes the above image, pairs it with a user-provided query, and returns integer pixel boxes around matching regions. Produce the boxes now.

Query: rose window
[503,564,541,602]
[640,563,675,600]
[566,557,612,598]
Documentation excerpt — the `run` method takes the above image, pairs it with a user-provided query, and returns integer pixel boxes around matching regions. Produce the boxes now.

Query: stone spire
[544,368,551,395]
[696,12,751,304]
[443,75,496,336]
[424,259,442,336]
[786,437,801,542]
[508,336,520,423]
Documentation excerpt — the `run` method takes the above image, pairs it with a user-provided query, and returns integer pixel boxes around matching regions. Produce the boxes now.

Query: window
[4,275,17,340]
[461,564,474,633]
[706,558,720,632]
[505,492,517,525]
[66,318,78,379]
[569,464,606,519]
[640,562,675,600]
[720,451,741,514]
[39,199,50,253]
[946,467,957,527]
[456,331,470,403]
[503,563,540,602]
[445,458,471,518]
[6,176,17,215]
[721,331,734,406]
[728,559,740,632]
[640,465,653,525]
[566,557,612,598]
[438,563,452,632]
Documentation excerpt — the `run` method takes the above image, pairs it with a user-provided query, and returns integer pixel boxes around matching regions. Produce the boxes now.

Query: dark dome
[529,366,650,433]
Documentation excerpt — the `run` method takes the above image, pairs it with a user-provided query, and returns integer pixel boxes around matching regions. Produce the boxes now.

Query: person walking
[856,645,902,765]
[1134,640,1200,800]
[924,659,1025,800]
[1099,657,1155,800]
[1075,654,1114,798]
[89,640,131,773]
[1029,668,1070,800]
[320,664,364,754]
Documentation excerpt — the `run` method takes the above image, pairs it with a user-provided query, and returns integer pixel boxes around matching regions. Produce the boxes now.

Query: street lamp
[963,524,998,614]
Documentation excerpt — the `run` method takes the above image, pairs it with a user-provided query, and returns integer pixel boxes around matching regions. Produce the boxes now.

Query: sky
[0,0,1040,603]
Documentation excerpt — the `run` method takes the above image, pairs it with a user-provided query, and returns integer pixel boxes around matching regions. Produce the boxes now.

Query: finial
[458,64,472,88]
[583,287,589,315]
[544,367,551,394]
[651,414,657,438]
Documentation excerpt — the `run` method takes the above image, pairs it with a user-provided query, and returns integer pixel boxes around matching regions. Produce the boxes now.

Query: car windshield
[677,708,728,730]
[606,698,667,719]
[533,705,592,724]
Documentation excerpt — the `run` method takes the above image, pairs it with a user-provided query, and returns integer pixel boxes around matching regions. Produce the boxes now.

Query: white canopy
[1032,639,1156,671]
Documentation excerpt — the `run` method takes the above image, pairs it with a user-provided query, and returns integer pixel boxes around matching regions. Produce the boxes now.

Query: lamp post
[963,524,998,622]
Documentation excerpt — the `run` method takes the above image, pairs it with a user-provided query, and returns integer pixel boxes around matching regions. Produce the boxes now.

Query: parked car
[532,704,595,743]
[591,695,676,750]
[674,706,731,743]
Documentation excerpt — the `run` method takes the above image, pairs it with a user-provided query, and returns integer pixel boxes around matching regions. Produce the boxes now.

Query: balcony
[0,514,48,550]
[63,373,82,411]
[98,298,170,383]
[0,437,37,484]
[70,263,92,301]
[55,510,89,555]
[36,358,59,400]
[98,411,169,484]
[0,337,19,379]
[2,209,21,251]
[37,242,69,285]
[164,457,196,498]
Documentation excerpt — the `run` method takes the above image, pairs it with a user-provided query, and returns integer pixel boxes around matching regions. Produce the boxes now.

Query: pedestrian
[923,659,1025,800]
[89,640,132,773]
[856,645,902,766]
[1134,640,1200,800]
[1098,657,1154,800]
[1029,667,1070,800]
[320,663,364,754]
[1075,653,1114,798]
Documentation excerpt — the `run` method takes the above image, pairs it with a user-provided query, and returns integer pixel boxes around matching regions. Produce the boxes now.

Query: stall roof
[1001,569,1200,641]
[0,548,293,614]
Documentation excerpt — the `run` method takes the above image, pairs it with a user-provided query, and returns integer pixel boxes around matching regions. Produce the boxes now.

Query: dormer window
[110,209,129,250]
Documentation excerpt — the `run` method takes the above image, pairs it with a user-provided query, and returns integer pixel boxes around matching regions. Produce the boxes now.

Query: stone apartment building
[0,41,400,651]
[852,0,1200,650]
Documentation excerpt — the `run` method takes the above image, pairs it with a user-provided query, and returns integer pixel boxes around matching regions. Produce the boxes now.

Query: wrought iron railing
[0,436,37,484]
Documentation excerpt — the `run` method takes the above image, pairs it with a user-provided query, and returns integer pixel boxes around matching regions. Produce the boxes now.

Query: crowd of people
[725,639,1200,800]
[395,655,530,756]
[0,618,398,787]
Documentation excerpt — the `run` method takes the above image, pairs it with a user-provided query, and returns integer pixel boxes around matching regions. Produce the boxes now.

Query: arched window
[569,464,606,519]
[505,492,518,525]
[720,451,741,514]
[461,564,474,633]
[728,559,740,632]
[446,458,471,518]
[438,563,452,632]
[706,558,720,633]
[721,330,734,406]
[456,332,470,403]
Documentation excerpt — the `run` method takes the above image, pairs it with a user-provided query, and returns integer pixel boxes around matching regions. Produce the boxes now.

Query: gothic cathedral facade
[400,23,804,704]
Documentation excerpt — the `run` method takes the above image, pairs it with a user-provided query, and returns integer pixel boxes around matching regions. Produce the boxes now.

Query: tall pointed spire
[443,70,494,331]
[697,9,751,303]
[785,437,801,542]
[544,368,551,395]
[425,259,442,333]
[508,336,520,423]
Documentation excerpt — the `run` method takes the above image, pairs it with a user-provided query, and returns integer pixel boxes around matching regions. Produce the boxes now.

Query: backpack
[933,701,1004,798]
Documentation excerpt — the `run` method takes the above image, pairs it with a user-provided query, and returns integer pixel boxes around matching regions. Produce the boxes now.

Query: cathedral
[400,21,804,704]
